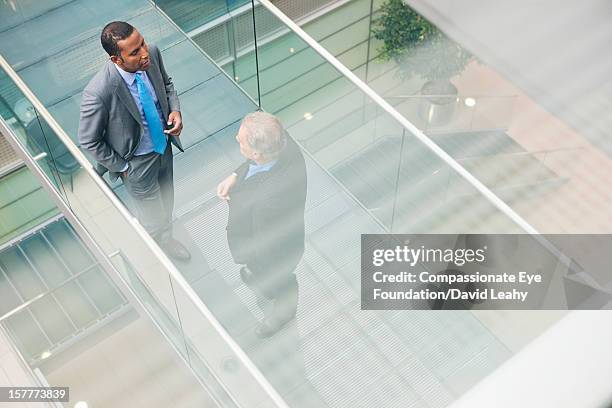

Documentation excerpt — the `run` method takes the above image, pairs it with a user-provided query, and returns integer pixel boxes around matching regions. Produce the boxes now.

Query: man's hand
[217,173,238,201]
[165,111,183,136]
[120,162,129,179]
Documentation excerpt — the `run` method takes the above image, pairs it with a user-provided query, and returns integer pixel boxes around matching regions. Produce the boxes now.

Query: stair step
[428,130,525,158]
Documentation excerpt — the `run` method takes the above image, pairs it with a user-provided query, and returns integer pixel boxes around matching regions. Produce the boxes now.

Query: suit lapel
[108,61,142,126]
[145,54,182,150]
[147,54,169,118]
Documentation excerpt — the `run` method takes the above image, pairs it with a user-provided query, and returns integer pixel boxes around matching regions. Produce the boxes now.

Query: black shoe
[254,286,298,339]
[254,313,295,338]
[240,267,256,287]
[161,238,191,262]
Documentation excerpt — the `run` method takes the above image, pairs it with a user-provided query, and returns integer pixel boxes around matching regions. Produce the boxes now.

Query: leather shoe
[240,267,256,287]
[161,238,191,262]
[254,314,295,338]
[254,288,298,338]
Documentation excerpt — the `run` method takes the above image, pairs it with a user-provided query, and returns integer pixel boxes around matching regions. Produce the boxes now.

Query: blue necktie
[135,72,167,154]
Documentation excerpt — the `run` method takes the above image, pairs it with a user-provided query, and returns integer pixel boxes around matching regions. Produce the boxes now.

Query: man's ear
[110,55,121,65]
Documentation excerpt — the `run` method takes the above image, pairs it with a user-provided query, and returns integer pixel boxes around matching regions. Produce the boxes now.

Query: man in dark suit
[217,112,307,338]
[78,21,190,261]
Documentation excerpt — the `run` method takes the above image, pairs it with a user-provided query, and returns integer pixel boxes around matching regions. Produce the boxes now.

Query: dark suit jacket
[78,45,183,179]
[227,136,307,271]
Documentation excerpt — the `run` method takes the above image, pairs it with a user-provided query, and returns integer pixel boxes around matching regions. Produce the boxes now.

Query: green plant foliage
[372,0,471,81]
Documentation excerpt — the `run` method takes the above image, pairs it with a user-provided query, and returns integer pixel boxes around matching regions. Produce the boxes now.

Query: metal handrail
[149,0,390,231]
[257,0,540,236]
[108,251,236,407]
[0,54,287,407]
[151,0,391,232]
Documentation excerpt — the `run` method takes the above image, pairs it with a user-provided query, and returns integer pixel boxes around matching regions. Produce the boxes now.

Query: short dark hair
[101,21,134,57]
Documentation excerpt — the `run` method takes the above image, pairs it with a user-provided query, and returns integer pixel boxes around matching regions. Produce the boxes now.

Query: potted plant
[372,0,471,125]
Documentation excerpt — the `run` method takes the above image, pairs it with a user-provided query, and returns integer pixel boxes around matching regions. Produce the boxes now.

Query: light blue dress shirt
[245,160,277,179]
[114,64,166,158]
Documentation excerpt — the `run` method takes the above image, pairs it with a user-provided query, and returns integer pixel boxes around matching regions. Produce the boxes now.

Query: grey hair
[240,111,287,159]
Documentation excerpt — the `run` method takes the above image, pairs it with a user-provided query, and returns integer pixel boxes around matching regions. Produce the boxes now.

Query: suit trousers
[122,143,174,243]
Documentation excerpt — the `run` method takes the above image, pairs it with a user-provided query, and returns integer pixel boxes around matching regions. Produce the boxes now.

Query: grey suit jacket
[78,45,183,178]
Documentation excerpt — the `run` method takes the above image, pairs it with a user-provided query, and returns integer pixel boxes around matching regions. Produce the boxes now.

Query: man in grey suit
[78,21,190,261]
